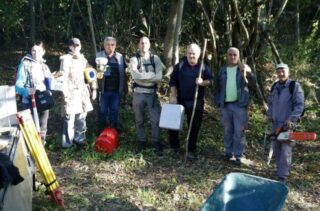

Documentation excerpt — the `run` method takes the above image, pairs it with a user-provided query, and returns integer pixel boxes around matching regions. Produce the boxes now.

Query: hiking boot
[136,141,146,153]
[225,154,232,161]
[234,158,242,166]
[75,141,86,150]
[278,177,287,184]
[153,142,163,157]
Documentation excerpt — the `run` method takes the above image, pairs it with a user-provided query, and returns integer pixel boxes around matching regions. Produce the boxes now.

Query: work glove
[91,89,97,101]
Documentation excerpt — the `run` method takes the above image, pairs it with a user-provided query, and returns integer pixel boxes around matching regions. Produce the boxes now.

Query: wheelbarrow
[201,173,288,211]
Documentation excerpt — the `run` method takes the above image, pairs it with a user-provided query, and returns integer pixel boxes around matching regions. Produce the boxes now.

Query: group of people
[15,36,304,183]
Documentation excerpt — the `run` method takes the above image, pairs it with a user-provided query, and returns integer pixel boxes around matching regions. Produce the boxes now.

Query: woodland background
[0,0,320,210]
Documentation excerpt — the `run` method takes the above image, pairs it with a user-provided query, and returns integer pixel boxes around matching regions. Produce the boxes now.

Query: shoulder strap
[178,60,184,72]
[270,81,296,95]
[150,54,155,70]
[135,53,141,70]
[289,80,296,95]
[270,82,277,93]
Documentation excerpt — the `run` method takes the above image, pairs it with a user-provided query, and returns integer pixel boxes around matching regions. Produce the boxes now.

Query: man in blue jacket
[214,47,255,165]
[267,63,304,182]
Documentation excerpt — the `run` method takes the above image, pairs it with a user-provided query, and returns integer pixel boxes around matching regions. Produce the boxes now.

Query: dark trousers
[168,108,204,152]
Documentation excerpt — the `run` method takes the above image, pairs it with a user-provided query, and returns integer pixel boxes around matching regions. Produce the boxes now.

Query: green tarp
[201,173,288,211]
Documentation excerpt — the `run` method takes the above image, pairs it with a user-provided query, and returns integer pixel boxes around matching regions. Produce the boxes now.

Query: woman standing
[15,41,52,145]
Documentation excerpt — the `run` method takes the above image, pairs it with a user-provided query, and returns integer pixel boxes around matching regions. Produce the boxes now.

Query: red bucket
[95,128,119,154]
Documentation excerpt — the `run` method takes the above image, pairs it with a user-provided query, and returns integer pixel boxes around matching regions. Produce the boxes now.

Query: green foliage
[0,0,28,43]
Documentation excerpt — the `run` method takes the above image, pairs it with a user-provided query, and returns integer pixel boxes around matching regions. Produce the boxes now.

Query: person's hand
[91,89,97,100]
[196,78,204,86]
[240,64,251,73]
[169,95,177,104]
[27,88,36,95]
[284,120,296,130]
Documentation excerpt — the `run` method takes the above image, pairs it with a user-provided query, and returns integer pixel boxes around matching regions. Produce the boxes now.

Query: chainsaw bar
[277,131,317,141]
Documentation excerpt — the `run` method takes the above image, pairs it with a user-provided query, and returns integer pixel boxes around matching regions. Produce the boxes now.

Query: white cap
[276,63,289,71]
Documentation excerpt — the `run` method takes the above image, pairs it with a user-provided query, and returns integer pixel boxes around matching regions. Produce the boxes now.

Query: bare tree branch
[197,0,218,68]
[273,0,289,25]
[231,0,250,46]
[173,0,185,66]
[86,0,97,55]
[267,34,281,63]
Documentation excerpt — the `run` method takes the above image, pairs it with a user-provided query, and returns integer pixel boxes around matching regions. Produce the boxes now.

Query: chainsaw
[266,123,317,165]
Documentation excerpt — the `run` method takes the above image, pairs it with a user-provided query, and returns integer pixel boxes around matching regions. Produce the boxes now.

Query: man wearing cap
[267,63,304,182]
[214,47,255,165]
[59,38,95,148]
[129,36,163,155]
[95,36,126,131]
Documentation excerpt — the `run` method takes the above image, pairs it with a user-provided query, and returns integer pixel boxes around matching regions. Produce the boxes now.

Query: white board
[0,86,17,126]
[159,104,185,130]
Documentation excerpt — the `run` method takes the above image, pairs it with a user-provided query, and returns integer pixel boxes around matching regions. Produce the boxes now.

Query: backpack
[270,80,305,117]
[135,52,155,72]
[132,53,157,90]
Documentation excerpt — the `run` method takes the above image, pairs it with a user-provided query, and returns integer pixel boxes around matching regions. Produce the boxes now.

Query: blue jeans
[221,102,248,158]
[99,90,120,129]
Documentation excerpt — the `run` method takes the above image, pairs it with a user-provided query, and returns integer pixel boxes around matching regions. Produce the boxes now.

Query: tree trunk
[163,0,179,76]
[86,0,97,55]
[295,0,300,44]
[67,0,76,38]
[172,0,185,67]
[197,0,218,71]
[30,0,35,44]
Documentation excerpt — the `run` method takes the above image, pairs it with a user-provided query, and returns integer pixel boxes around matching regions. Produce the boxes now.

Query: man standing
[96,36,126,130]
[168,43,213,160]
[129,37,163,155]
[214,47,255,165]
[59,38,95,148]
[267,63,304,182]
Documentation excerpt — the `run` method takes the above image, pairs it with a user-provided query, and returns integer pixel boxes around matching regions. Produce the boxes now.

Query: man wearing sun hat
[267,63,304,182]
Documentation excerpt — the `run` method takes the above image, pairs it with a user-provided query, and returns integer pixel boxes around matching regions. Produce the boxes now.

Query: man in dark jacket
[214,47,255,165]
[169,43,213,160]
[95,36,126,130]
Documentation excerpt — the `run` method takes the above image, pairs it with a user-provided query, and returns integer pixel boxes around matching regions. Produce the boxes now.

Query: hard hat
[84,66,97,84]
